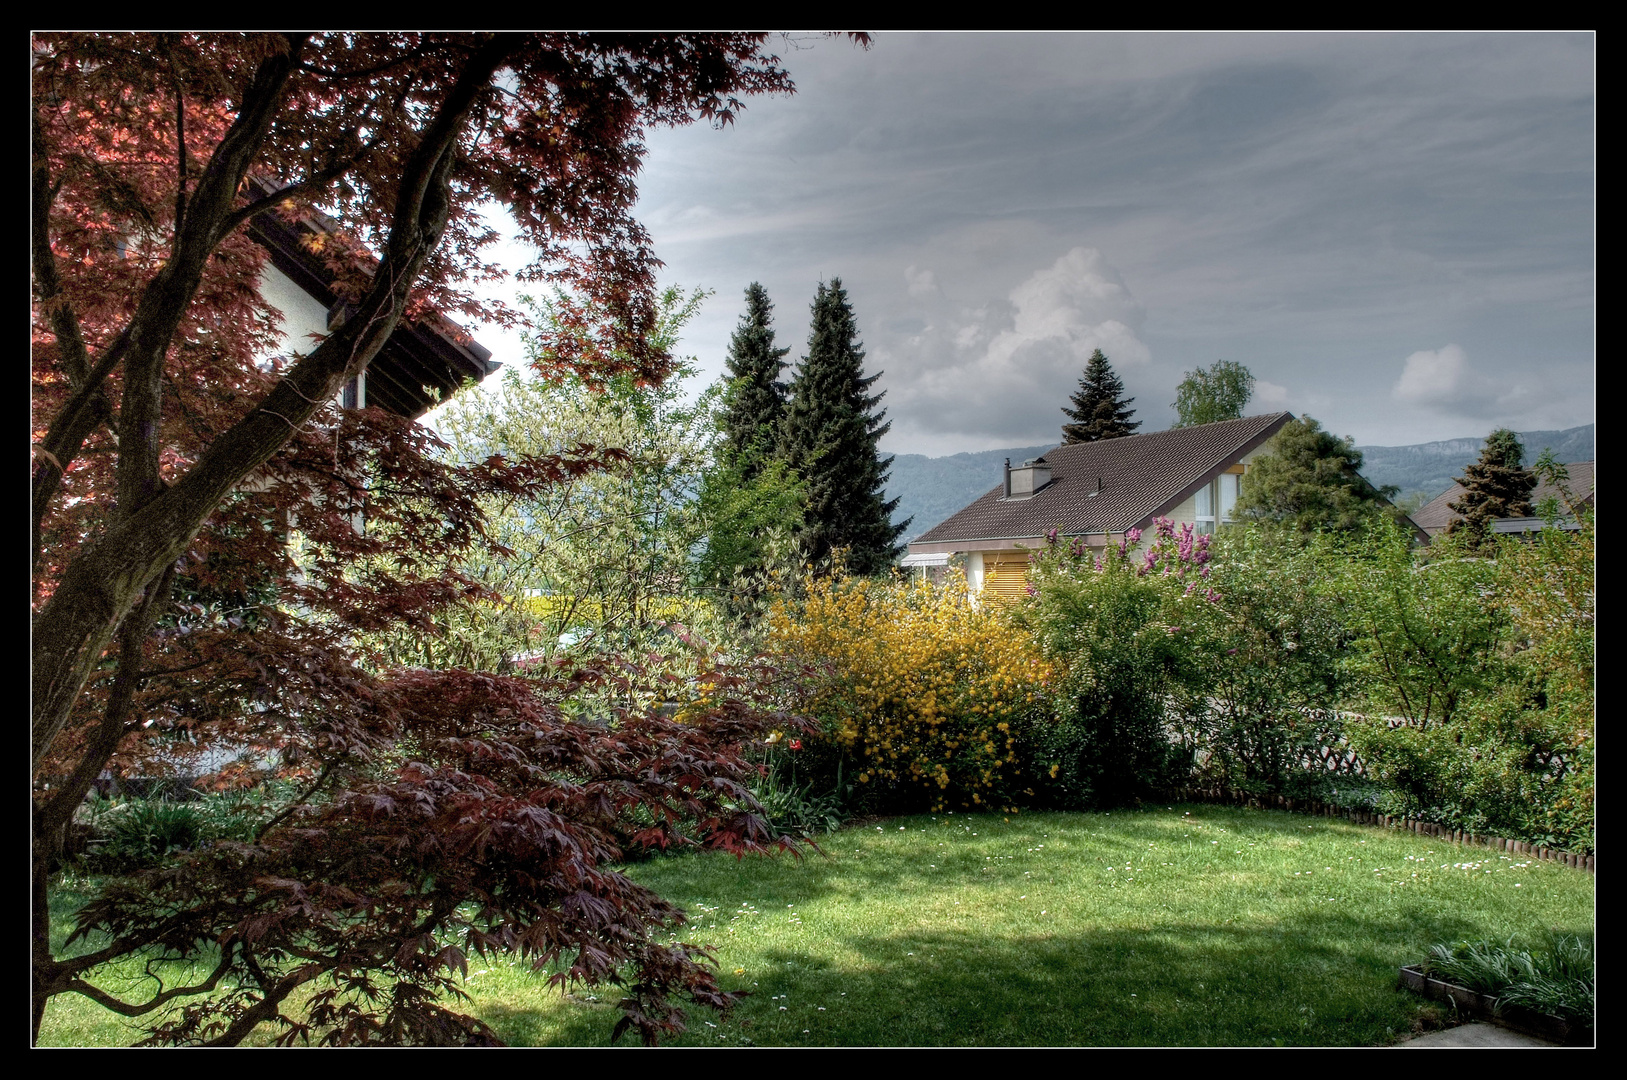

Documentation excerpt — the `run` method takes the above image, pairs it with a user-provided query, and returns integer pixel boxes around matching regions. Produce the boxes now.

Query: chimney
[1089,476,1102,498]
[1006,457,1052,500]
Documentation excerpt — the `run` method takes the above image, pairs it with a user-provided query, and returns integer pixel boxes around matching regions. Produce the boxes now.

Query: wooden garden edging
[1161,784,1594,874]
[1397,965,1590,1045]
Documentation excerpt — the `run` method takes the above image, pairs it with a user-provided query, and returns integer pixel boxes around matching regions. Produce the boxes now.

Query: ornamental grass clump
[769,568,1052,813]
[1420,933,1594,1029]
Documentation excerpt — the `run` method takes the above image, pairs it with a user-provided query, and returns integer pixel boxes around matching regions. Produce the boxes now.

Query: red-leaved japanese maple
[31,32,849,1045]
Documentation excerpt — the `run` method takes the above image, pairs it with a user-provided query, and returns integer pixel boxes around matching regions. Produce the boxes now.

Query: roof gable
[1413,461,1595,533]
[247,194,500,419]
[910,412,1293,546]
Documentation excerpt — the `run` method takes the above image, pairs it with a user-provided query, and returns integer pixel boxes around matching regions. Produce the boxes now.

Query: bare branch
[63,946,236,1018]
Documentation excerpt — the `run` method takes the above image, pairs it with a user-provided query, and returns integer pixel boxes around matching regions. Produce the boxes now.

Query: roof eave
[1125,412,1295,534]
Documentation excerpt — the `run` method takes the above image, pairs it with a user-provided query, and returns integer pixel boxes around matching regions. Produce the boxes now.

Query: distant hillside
[887,444,1055,541]
[887,424,1594,540]
[1356,424,1594,506]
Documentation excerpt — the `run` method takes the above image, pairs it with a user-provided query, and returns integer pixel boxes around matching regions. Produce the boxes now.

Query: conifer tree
[718,282,790,479]
[1447,428,1537,541]
[1061,348,1140,443]
[782,279,909,575]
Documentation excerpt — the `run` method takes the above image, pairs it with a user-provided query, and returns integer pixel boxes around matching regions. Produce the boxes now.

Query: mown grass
[38,804,1594,1047]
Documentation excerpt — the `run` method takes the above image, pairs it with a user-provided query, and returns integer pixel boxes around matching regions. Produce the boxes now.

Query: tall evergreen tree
[782,279,909,575]
[1061,348,1140,443]
[1447,428,1537,541]
[718,282,790,479]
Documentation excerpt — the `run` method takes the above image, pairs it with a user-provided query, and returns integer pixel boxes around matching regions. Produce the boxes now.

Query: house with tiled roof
[1411,461,1595,538]
[903,413,1299,599]
[248,186,501,418]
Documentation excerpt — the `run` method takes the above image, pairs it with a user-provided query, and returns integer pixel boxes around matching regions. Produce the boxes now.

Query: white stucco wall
[258,265,330,361]
[258,264,365,406]
[1164,493,1198,530]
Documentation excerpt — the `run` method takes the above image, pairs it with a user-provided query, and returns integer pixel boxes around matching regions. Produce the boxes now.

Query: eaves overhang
[1125,412,1293,535]
[245,191,500,419]
[906,532,1116,556]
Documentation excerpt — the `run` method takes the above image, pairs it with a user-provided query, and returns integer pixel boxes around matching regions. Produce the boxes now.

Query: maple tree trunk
[31,37,514,778]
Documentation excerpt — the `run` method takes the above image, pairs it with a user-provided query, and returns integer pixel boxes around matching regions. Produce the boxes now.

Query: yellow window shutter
[981,557,1031,601]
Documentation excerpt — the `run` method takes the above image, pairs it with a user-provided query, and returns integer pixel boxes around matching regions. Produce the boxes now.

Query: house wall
[1164,493,1198,531]
[259,264,330,359]
[259,264,364,407]
[1160,448,1268,535]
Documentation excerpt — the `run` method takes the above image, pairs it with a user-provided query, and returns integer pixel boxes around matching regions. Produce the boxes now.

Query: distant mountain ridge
[886,444,1055,543]
[886,423,1594,541]
[1354,424,1594,507]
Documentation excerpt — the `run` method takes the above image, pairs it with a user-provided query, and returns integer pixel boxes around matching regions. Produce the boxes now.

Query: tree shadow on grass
[680,906,1496,1047]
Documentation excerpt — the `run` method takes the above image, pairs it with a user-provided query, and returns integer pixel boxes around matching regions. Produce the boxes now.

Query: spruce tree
[718,282,790,479]
[782,279,909,575]
[1061,348,1140,443]
[1447,428,1537,541]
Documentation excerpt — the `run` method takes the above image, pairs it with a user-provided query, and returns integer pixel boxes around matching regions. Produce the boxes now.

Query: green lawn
[39,805,1595,1047]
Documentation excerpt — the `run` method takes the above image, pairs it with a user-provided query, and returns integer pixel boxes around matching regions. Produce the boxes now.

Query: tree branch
[170,36,188,245]
[33,34,514,777]
[35,563,178,850]
[63,945,236,1018]
[32,109,125,568]
[254,757,341,841]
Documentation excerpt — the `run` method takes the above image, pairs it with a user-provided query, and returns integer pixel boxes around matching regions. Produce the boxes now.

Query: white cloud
[904,264,939,298]
[1383,342,1587,434]
[952,320,983,350]
[1254,379,1291,410]
[882,247,1153,445]
[997,247,1150,366]
[1393,343,1472,405]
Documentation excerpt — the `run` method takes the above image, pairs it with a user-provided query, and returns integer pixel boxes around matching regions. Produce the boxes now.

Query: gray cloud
[1390,342,1583,434]
[454,32,1594,453]
[880,246,1153,449]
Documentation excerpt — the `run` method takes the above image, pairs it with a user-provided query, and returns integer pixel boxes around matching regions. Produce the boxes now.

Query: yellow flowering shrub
[769,568,1053,812]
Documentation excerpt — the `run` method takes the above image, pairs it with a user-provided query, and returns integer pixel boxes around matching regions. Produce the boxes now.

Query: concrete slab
[1393,1022,1562,1048]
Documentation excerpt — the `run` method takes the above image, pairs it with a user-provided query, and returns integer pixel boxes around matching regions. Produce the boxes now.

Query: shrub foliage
[770,568,1052,813]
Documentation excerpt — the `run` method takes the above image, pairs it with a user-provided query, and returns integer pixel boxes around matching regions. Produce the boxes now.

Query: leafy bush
[1333,514,1594,852]
[78,792,266,874]
[1333,521,1510,729]
[1346,684,1592,850]
[1017,520,1213,808]
[1174,526,1349,796]
[770,568,1052,813]
[1497,458,1594,849]
[1421,933,1594,1028]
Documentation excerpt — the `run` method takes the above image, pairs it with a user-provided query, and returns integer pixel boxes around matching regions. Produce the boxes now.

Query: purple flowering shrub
[1011,519,1216,807]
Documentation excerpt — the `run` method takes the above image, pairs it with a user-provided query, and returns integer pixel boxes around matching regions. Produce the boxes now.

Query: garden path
[1393,1023,1564,1048]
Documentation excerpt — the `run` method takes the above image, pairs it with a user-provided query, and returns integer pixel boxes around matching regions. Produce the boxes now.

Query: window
[1195,482,1215,534]
[981,555,1031,602]
[1219,472,1240,523]
[1195,470,1243,535]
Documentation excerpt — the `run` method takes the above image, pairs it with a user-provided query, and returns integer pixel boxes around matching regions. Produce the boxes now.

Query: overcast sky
[462,31,1595,457]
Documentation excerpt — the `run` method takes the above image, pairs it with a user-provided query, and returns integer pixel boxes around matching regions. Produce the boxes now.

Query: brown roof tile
[1413,461,1595,534]
[909,413,1294,547]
